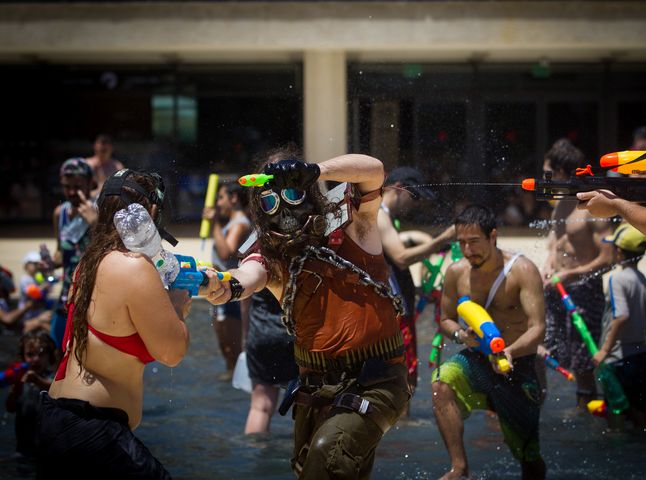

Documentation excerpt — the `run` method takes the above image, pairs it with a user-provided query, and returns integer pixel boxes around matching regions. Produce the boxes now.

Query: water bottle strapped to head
[98,168,178,247]
[114,203,180,287]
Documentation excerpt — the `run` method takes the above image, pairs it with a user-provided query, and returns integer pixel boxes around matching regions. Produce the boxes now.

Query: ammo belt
[294,331,404,372]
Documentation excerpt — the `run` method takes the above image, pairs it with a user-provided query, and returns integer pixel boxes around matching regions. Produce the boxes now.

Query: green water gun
[552,276,629,415]
[238,174,274,187]
[429,242,463,368]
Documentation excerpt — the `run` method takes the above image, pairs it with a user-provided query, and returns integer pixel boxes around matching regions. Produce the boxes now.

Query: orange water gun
[522,151,646,202]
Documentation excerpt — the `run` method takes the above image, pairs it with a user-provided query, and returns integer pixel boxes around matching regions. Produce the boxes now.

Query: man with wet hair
[541,138,614,409]
[206,149,410,479]
[432,204,546,480]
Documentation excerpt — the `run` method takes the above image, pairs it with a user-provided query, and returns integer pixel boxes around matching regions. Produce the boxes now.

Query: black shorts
[613,352,646,412]
[37,393,171,480]
[245,290,298,386]
[545,278,605,373]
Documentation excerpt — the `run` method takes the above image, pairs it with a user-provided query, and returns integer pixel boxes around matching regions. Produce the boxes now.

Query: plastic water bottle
[114,203,179,287]
[61,215,89,244]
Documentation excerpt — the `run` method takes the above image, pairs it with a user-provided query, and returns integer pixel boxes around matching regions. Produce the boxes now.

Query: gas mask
[258,187,326,248]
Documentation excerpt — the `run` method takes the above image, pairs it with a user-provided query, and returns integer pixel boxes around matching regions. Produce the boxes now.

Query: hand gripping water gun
[552,275,629,415]
[239,173,274,188]
[200,174,219,250]
[456,296,511,373]
[0,362,29,387]
[170,254,230,297]
[544,354,574,381]
[521,151,646,202]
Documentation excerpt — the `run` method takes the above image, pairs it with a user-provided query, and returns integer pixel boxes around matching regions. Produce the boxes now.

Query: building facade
[1,1,645,223]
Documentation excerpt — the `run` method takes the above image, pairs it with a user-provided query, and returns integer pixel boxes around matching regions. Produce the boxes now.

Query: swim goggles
[259,188,306,215]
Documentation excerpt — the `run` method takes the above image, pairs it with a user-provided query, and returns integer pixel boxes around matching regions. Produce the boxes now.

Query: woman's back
[49,250,189,429]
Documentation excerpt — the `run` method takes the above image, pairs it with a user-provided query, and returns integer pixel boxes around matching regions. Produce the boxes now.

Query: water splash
[529,217,622,230]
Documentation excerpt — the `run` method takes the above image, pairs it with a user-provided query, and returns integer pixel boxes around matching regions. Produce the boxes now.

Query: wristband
[228,277,244,301]
[452,330,464,344]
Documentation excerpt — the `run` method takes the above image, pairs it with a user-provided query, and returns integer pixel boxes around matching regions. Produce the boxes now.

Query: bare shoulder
[99,251,159,285]
[445,258,468,281]
[509,255,541,281]
[86,156,98,169]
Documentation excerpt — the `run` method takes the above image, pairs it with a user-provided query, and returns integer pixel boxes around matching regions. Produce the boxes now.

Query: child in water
[5,329,57,458]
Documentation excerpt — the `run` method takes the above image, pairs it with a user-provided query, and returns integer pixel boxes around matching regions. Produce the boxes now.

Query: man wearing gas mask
[207,149,411,479]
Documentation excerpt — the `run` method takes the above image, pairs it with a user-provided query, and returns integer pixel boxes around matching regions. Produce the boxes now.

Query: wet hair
[222,182,249,210]
[545,138,585,176]
[71,171,159,371]
[248,144,337,263]
[19,328,57,366]
[454,205,497,238]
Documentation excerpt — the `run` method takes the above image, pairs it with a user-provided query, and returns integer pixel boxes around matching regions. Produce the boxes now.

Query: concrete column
[304,50,347,163]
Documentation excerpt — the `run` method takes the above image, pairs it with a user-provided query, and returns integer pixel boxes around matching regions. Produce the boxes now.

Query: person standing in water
[432,205,546,480]
[36,169,217,478]
[205,150,410,479]
[541,138,614,409]
[202,182,251,381]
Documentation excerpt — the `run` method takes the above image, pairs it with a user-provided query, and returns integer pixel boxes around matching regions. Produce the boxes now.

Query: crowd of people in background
[0,127,644,479]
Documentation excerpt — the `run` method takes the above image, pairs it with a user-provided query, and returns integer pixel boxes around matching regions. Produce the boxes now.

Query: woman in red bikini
[37,170,207,479]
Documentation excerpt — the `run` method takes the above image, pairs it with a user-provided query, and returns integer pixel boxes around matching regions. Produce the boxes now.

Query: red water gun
[0,362,29,388]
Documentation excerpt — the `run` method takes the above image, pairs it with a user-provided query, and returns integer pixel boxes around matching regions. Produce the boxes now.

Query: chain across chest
[280,245,405,336]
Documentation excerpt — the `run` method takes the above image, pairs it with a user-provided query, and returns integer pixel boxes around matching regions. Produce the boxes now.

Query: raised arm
[317,154,384,194]
[378,212,454,269]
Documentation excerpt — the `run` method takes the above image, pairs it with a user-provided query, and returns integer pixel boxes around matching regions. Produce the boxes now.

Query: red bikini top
[55,302,155,381]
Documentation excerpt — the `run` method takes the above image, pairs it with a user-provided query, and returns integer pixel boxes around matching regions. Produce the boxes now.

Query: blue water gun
[170,254,230,297]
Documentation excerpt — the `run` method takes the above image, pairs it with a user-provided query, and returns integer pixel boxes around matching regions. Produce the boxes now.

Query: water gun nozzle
[521,178,536,191]
[489,337,506,354]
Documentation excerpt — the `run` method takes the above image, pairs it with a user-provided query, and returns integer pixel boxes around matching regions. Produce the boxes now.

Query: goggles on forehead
[259,188,306,215]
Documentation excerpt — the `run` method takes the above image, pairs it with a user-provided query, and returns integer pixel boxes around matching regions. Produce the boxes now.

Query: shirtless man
[432,205,546,480]
[86,134,124,197]
[541,139,613,408]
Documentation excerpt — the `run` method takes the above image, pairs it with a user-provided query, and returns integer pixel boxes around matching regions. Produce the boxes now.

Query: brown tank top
[283,233,401,358]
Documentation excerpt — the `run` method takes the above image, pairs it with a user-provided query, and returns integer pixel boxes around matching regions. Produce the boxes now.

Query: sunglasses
[259,188,307,215]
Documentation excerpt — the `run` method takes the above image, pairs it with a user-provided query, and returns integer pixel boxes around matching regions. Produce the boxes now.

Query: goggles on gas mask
[97,168,178,247]
[259,188,307,215]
